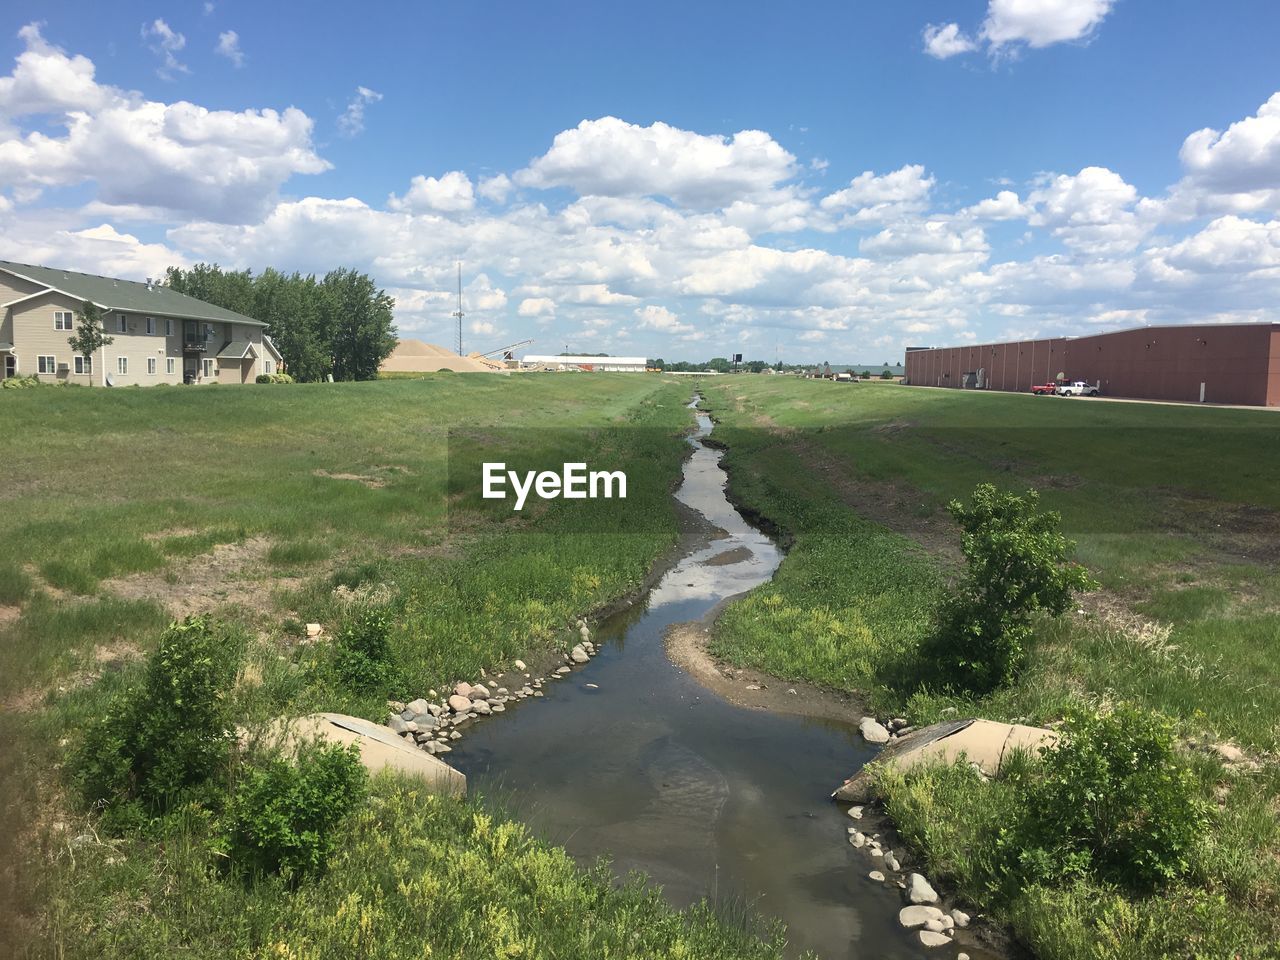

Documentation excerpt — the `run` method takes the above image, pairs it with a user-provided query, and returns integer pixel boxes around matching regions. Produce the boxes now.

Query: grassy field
[699,376,1280,959]
[0,375,801,960]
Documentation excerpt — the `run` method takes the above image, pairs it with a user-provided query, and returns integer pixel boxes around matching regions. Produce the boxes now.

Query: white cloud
[216,30,245,68]
[0,23,329,221]
[635,304,701,338]
[477,173,512,203]
[388,171,475,213]
[1027,166,1150,254]
[517,297,555,318]
[983,0,1114,50]
[819,165,934,223]
[141,19,188,80]
[923,23,977,59]
[922,0,1114,59]
[338,86,381,138]
[960,190,1030,220]
[859,221,988,257]
[1150,216,1280,275]
[515,116,797,208]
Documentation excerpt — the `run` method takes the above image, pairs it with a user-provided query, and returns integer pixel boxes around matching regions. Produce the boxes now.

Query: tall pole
[452,261,464,356]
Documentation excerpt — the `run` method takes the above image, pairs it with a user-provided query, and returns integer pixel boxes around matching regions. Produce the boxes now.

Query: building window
[166,357,175,374]
[202,359,213,378]
[204,323,215,341]
[54,311,74,330]
[117,314,127,333]
[38,355,56,374]
[264,360,274,375]
[146,316,155,335]
[74,356,92,375]
[165,318,172,336]
[117,356,128,375]
[147,357,157,375]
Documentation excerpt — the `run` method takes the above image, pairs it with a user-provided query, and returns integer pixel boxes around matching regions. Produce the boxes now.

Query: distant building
[0,260,281,386]
[903,323,1280,406]
[520,354,648,372]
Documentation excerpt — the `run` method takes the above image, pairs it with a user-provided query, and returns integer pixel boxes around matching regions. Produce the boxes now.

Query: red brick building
[903,323,1280,407]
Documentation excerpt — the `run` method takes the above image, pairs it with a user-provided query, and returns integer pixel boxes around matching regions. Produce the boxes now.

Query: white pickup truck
[1057,380,1100,397]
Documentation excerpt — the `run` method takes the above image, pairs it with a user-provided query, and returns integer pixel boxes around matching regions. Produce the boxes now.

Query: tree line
[163,264,397,382]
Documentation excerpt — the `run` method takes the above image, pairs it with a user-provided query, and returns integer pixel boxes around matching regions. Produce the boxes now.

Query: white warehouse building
[520,354,648,372]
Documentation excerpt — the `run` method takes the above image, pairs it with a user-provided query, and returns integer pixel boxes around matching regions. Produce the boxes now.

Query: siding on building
[9,292,270,386]
[904,323,1280,407]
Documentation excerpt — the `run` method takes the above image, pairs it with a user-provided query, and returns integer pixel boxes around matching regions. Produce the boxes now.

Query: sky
[2,1,1279,363]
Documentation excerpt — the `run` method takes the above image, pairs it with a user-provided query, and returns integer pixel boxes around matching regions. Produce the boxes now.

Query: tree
[706,357,731,373]
[321,268,397,381]
[67,300,113,385]
[923,483,1095,692]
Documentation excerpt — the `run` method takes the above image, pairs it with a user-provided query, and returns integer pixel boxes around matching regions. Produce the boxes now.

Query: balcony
[183,338,208,353]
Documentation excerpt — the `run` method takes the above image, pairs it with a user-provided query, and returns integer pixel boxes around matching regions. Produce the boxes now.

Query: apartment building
[0,260,283,386]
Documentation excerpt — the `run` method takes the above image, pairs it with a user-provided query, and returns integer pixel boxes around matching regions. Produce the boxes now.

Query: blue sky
[3,1,1280,362]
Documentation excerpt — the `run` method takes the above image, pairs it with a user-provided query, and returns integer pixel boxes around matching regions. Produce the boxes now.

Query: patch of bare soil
[665,621,869,725]
[0,605,20,629]
[312,469,387,488]
[700,546,753,567]
[102,536,302,619]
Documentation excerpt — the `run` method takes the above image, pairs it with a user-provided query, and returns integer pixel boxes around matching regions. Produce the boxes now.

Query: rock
[470,684,490,699]
[449,730,460,740]
[404,720,419,733]
[424,741,439,754]
[576,618,586,629]
[426,703,443,717]
[787,688,797,695]
[399,708,416,722]
[884,852,900,871]
[847,805,863,819]
[849,831,865,848]
[454,682,473,698]
[917,931,951,948]
[435,743,451,754]
[513,659,527,671]
[571,645,590,663]
[521,686,534,695]
[924,918,945,932]
[447,694,472,713]
[387,715,410,735]
[890,717,908,730]
[859,717,891,744]
[406,698,429,715]
[473,700,492,716]
[868,870,885,882]
[579,624,590,639]
[899,906,946,929]
[958,954,970,960]
[533,690,544,697]
[388,700,406,712]
[306,623,322,638]
[555,666,571,675]
[496,687,508,695]
[491,703,505,713]
[416,715,439,730]
[950,908,970,928]
[745,684,760,691]
[907,873,939,904]
[896,725,916,737]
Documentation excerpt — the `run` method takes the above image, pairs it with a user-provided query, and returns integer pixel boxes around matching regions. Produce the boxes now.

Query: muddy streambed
[450,401,943,959]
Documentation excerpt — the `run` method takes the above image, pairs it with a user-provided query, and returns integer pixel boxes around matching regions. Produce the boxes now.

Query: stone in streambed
[859,717,891,744]
[571,645,590,663]
[918,930,951,947]
[951,908,970,927]
[867,870,885,882]
[387,715,410,735]
[405,698,429,715]
[454,682,473,698]
[907,873,939,904]
[898,906,946,929]
[448,694,472,713]
[513,659,527,671]
[470,684,490,699]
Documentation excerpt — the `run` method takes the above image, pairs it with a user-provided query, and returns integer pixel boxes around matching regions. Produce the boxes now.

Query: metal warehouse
[903,322,1280,407]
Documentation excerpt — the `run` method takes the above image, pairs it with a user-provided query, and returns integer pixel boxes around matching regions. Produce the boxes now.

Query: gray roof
[0,260,266,328]
[216,340,258,360]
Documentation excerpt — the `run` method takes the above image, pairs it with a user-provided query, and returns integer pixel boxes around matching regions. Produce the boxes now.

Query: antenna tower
[452,261,464,355]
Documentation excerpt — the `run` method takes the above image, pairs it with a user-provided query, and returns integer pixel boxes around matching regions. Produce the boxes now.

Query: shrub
[999,705,1210,893]
[921,483,1095,692]
[255,372,295,384]
[1,374,41,389]
[73,616,243,814]
[880,369,894,380]
[225,739,367,879]
[333,604,397,691]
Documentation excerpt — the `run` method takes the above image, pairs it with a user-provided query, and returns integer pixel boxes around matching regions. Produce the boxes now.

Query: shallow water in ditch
[450,400,940,959]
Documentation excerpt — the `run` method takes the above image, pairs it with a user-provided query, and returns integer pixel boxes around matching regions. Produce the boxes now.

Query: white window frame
[74,355,92,375]
[146,316,155,335]
[147,357,157,375]
[264,360,274,375]
[166,357,176,375]
[117,314,127,333]
[54,311,74,331]
[38,355,56,374]
[202,358,213,379]
[117,356,128,375]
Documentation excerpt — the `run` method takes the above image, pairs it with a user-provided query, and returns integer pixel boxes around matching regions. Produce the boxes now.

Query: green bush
[225,740,367,879]
[73,616,244,816]
[999,705,1210,892]
[921,483,1095,692]
[255,373,295,384]
[332,604,397,691]
[880,369,894,379]
[1,374,41,389]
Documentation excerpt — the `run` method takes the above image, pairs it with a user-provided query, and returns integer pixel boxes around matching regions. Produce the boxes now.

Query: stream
[450,399,931,959]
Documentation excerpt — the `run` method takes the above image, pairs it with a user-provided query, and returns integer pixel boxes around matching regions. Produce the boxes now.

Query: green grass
[699,376,1280,959]
[2,375,799,959]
